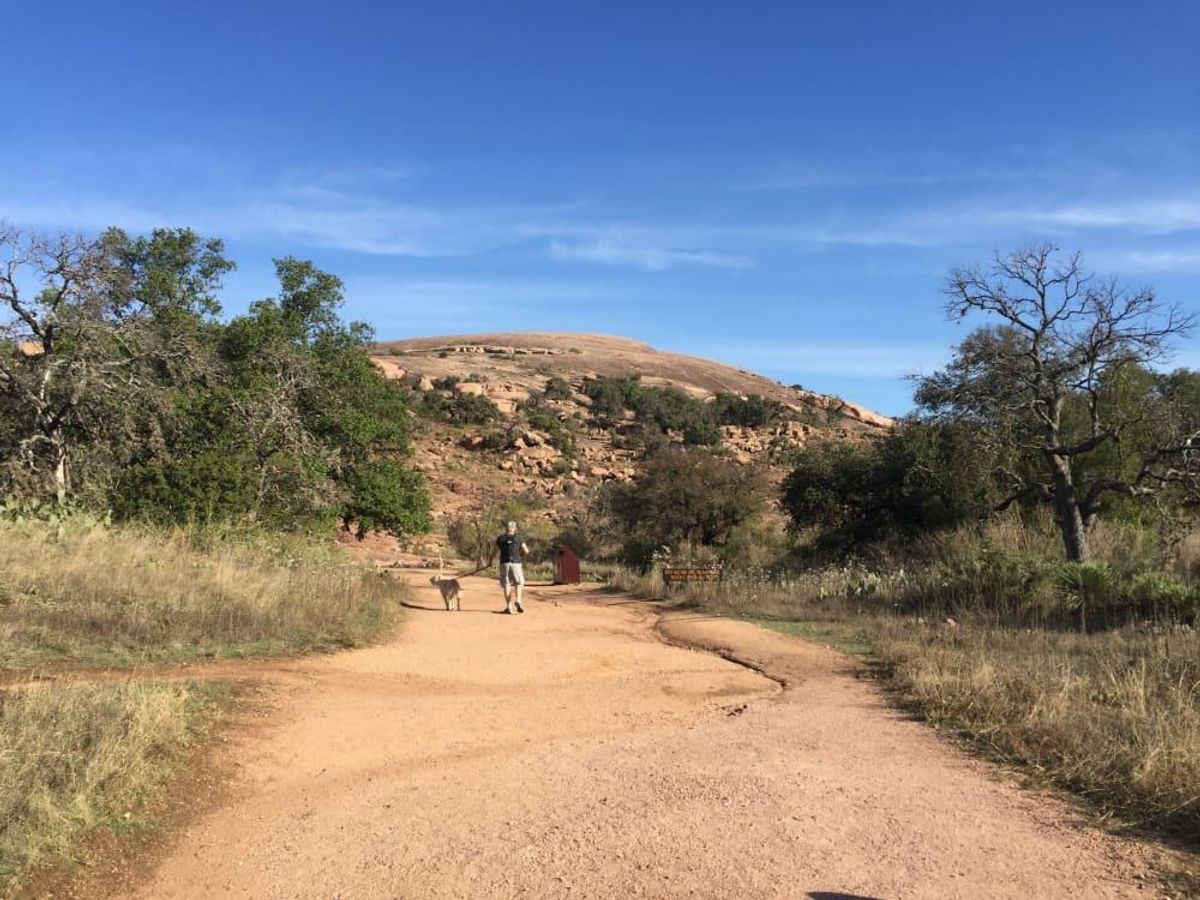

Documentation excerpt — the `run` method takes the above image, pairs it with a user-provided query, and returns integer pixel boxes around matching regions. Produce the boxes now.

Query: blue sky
[4,1,1199,414]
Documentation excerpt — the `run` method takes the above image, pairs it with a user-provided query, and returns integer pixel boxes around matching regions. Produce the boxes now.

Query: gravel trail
[122,570,1156,899]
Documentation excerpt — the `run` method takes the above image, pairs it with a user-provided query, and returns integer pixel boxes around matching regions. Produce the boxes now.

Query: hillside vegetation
[369,333,889,558]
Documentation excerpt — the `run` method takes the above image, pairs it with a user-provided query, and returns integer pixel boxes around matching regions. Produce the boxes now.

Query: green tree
[0,225,232,504]
[916,245,1198,561]
[608,448,769,566]
[343,459,431,536]
[782,422,1006,546]
[206,257,429,534]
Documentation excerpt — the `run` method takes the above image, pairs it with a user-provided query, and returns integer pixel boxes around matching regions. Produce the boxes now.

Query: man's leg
[513,566,525,613]
[501,567,514,613]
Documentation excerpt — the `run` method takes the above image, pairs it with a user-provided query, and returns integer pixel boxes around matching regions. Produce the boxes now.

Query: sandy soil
[119,572,1158,899]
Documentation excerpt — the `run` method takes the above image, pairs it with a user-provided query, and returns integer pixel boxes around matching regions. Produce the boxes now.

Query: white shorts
[500,563,525,588]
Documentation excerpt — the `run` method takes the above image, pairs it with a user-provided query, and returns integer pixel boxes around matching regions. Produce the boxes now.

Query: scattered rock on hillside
[372,332,894,533]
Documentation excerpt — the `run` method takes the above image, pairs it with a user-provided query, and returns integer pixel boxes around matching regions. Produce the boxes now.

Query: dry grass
[874,620,1200,838]
[0,678,216,889]
[0,518,407,668]
[0,516,407,889]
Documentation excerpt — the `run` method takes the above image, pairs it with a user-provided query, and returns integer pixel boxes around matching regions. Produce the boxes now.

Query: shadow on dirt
[399,601,494,614]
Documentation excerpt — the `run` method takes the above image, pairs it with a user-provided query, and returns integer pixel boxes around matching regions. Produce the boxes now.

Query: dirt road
[123,571,1155,899]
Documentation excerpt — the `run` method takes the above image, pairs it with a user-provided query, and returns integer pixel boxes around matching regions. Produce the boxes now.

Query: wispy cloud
[347,276,606,315]
[549,239,751,271]
[1,199,171,235]
[738,163,1032,192]
[341,275,634,337]
[3,168,751,271]
[977,199,1200,234]
[7,149,1200,275]
[763,196,1200,249]
[1118,248,1200,272]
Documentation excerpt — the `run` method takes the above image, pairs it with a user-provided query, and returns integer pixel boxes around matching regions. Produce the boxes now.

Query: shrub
[525,409,560,432]
[448,394,501,425]
[783,421,1007,547]
[1057,561,1115,630]
[525,409,576,455]
[114,451,259,527]
[420,392,502,426]
[544,376,573,400]
[712,393,786,428]
[342,459,433,537]
[481,430,510,451]
[1126,572,1199,622]
[683,419,722,447]
[418,390,454,420]
[606,448,769,567]
[582,377,630,419]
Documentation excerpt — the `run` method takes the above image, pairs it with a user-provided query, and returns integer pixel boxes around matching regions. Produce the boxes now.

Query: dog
[429,575,462,611]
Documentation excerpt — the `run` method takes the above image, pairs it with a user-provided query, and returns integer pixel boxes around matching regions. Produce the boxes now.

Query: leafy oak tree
[782,420,1005,546]
[0,224,231,503]
[607,448,769,566]
[916,245,1198,561]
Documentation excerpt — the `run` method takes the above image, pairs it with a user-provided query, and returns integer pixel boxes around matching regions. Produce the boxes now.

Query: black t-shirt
[496,533,525,564]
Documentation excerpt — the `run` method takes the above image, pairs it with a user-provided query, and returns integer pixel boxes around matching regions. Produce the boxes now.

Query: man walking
[494,520,529,614]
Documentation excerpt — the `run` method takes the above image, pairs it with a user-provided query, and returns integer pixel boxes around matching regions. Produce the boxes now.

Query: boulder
[524,430,549,446]
[836,401,894,429]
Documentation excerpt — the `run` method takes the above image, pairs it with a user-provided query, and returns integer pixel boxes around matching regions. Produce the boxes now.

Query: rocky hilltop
[370,333,892,551]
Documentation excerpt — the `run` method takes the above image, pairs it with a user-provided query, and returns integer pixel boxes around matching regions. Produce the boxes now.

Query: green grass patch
[749,618,875,657]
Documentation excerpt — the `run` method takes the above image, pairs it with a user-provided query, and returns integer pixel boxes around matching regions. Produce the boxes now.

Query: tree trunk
[50,433,68,505]
[1048,453,1088,561]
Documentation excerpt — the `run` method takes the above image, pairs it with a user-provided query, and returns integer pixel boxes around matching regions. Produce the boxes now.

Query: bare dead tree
[916,244,1198,561]
[0,225,137,502]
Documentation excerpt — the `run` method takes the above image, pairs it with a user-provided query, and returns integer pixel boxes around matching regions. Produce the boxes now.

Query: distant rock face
[428,344,563,357]
[836,401,893,429]
[375,332,893,530]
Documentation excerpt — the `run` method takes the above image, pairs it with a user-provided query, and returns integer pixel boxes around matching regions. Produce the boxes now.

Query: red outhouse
[553,546,582,585]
